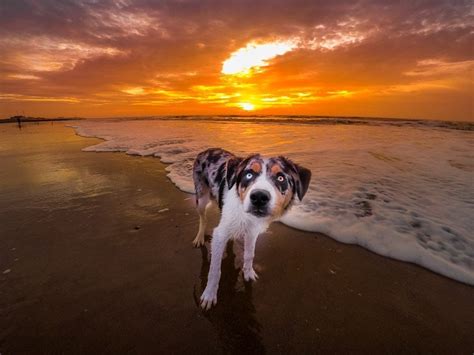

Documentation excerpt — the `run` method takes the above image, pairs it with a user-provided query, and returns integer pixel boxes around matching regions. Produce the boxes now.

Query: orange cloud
[0,0,472,121]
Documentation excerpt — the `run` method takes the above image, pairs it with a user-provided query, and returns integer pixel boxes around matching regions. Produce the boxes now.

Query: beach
[0,122,473,353]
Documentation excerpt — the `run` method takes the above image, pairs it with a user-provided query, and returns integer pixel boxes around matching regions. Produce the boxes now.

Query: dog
[192,148,311,309]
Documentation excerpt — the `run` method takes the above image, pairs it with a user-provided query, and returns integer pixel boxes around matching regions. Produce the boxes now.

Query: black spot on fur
[207,151,222,164]
[278,156,298,174]
[218,180,225,209]
[226,157,242,189]
[214,162,225,184]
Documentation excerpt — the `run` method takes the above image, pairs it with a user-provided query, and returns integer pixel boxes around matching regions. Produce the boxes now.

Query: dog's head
[227,154,311,218]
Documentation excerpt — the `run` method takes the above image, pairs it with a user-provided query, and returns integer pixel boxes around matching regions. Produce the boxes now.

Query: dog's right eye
[245,172,253,180]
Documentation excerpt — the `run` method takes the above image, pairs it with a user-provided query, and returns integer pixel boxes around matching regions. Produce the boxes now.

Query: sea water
[70,117,474,285]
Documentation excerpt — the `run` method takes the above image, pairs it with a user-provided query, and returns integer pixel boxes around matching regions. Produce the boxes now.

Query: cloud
[0,0,472,120]
[404,59,474,77]
[0,35,125,72]
[85,6,168,39]
[222,40,298,75]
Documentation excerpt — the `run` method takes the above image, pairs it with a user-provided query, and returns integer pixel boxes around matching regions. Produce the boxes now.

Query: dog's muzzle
[249,189,271,217]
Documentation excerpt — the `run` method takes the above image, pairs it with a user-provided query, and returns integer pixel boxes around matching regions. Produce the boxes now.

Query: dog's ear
[279,156,312,201]
[226,157,242,189]
[294,164,311,200]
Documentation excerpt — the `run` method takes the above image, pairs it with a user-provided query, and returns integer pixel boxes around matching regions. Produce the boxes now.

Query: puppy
[192,148,311,309]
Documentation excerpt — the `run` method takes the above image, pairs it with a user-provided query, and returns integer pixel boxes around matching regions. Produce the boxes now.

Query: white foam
[69,119,474,285]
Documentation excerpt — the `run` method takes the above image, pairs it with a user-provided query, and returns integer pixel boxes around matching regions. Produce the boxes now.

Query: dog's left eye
[277,175,285,182]
[245,172,253,179]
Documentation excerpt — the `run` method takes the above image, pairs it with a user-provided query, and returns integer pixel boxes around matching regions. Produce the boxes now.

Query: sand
[0,123,473,354]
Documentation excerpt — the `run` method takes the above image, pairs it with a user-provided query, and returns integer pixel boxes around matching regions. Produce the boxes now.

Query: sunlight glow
[122,87,145,95]
[239,102,255,111]
[327,90,353,97]
[222,40,297,75]
[8,74,41,80]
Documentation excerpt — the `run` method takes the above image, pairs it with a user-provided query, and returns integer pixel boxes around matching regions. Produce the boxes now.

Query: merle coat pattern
[192,148,311,309]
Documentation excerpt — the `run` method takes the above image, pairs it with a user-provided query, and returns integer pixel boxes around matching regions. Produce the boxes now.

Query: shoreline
[0,117,80,124]
[69,120,474,286]
[3,114,472,131]
[0,122,473,353]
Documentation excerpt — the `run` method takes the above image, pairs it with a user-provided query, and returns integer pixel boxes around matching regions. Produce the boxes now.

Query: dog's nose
[250,190,271,207]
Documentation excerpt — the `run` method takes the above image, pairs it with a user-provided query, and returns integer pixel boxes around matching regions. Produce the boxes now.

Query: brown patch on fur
[272,190,294,218]
[239,185,249,203]
[250,161,262,173]
[270,164,282,175]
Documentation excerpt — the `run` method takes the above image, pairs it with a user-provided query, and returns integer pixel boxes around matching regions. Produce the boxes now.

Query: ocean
[70,116,474,285]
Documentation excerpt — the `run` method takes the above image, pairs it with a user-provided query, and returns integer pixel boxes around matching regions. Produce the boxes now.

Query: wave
[93,115,474,131]
[68,118,474,285]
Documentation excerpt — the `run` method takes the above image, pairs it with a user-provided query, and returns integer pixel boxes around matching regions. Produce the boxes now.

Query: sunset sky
[0,0,472,121]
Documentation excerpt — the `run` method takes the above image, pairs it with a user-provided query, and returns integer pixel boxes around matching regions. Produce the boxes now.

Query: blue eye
[277,175,285,182]
[245,172,253,179]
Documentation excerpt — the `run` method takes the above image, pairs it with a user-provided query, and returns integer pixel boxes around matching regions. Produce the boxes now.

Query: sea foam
[69,118,474,285]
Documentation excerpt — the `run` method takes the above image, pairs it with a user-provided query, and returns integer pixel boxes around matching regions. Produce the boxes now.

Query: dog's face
[227,154,311,218]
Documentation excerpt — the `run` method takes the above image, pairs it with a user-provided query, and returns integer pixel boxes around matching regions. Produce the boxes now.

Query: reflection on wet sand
[1,123,473,353]
[195,237,265,354]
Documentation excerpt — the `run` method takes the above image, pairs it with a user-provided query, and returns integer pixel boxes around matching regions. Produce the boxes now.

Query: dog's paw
[192,234,205,247]
[200,287,217,310]
[243,267,258,282]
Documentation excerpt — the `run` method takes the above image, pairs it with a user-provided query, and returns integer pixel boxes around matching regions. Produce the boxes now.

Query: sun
[239,102,255,111]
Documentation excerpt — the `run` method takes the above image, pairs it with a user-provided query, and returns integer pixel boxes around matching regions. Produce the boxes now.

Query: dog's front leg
[243,233,258,282]
[200,227,229,310]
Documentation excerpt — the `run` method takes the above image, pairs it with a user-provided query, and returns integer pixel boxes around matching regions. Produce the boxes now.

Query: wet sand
[0,123,473,354]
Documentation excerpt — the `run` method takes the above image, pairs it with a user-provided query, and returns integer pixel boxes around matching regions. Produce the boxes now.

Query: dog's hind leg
[192,154,212,247]
[193,190,210,247]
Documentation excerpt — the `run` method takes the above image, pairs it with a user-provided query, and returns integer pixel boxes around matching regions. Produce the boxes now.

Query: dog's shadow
[193,236,265,354]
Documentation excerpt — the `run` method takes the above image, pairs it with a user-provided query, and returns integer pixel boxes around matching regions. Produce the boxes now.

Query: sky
[0,0,473,121]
